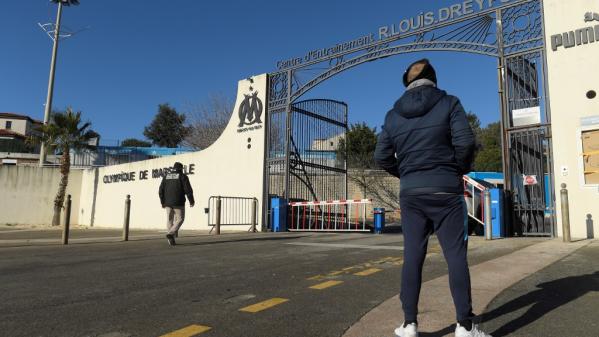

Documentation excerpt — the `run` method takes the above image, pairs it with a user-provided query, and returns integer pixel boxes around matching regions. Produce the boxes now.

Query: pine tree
[337,123,378,169]
[143,104,189,148]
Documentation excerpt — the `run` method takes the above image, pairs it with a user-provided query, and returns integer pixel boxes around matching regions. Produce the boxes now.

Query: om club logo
[238,91,263,127]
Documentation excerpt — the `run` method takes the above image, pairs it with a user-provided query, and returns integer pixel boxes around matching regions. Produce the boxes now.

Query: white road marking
[285,242,403,250]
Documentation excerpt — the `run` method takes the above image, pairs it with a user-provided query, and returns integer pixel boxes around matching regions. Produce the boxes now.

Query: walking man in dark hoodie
[374,59,491,337]
[159,162,195,246]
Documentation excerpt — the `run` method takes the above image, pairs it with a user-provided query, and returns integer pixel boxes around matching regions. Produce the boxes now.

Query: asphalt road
[0,231,539,337]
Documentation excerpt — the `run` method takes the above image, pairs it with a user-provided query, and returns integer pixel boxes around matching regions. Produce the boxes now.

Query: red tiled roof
[0,129,26,139]
[0,112,43,124]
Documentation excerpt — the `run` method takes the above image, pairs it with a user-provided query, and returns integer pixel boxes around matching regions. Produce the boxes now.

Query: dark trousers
[400,193,473,322]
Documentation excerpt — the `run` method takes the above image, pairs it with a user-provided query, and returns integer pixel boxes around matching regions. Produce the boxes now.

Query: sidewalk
[343,239,593,337]
[0,226,216,247]
[480,240,599,337]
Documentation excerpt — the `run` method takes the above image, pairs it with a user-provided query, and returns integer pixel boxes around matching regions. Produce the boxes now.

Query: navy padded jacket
[374,85,476,195]
[159,170,195,207]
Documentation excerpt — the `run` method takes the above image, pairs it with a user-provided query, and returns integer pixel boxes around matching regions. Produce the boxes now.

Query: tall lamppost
[39,0,80,166]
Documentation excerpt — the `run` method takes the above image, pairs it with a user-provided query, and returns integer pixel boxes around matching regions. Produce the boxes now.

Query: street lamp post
[39,0,80,166]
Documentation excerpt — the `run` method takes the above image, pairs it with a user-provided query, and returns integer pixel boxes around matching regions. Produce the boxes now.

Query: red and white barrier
[288,199,372,232]
[463,175,487,226]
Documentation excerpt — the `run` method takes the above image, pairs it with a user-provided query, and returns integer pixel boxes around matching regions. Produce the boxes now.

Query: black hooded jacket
[374,85,476,195]
[158,168,195,207]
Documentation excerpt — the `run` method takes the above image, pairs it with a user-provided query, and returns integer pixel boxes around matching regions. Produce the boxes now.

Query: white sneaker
[394,322,418,337]
[455,323,492,337]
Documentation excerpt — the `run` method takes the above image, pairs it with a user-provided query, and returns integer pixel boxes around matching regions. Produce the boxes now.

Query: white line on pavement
[285,242,403,250]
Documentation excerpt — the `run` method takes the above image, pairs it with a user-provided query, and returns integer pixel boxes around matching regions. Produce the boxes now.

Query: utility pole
[39,0,80,166]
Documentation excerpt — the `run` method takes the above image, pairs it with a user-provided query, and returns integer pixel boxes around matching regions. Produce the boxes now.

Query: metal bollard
[251,199,258,233]
[560,183,571,243]
[215,196,222,235]
[123,195,131,241]
[484,190,493,240]
[373,208,385,234]
[62,194,72,245]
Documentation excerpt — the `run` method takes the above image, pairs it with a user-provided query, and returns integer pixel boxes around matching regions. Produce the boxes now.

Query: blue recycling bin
[271,197,288,232]
[489,188,505,238]
[374,208,385,234]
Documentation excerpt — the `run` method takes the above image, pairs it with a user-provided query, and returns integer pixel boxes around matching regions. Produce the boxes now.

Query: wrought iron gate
[500,50,554,236]
[508,128,552,236]
[266,99,348,205]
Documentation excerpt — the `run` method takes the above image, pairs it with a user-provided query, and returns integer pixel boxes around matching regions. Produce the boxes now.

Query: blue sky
[1,1,501,144]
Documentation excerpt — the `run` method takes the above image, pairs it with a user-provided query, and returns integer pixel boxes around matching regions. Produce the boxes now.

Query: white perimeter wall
[0,166,83,226]
[77,74,267,231]
[544,0,599,238]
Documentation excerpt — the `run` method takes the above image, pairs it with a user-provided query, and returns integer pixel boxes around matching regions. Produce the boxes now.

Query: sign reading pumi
[551,12,599,51]
[276,0,523,70]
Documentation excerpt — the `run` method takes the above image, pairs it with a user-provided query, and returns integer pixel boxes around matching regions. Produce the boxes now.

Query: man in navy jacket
[159,162,195,246]
[375,59,490,337]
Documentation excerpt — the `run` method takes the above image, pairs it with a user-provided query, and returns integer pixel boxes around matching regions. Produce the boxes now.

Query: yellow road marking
[305,255,407,280]
[309,280,344,290]
[160,324,212,337]
[391,257,404,265]
[354,268,383,276]
[307,275,324,281]
[239,298,289,313]
[304,244,442,279]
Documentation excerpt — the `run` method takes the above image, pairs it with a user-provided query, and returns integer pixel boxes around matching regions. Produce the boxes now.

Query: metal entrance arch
[265,0,555,236]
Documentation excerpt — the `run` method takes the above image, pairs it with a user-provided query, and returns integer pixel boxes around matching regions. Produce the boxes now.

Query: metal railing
[463,175,488,226]
[288,199,372,232]
[207,196,258,234]
[70,148,152,167]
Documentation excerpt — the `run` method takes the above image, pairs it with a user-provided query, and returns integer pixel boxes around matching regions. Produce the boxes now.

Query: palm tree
[30,108,96,226]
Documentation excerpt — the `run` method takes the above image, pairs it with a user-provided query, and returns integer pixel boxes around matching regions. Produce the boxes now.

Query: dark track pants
[400,194,473,322]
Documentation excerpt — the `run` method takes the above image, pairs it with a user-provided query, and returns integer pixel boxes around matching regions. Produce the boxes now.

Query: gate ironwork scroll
[265,0,554,235]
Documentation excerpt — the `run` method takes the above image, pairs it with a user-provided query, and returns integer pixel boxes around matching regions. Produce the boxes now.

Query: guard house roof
[0,113,43,124]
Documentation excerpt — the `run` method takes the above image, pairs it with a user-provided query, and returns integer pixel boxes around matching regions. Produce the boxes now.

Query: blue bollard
[490,188,505,238]
[374,208,385,234]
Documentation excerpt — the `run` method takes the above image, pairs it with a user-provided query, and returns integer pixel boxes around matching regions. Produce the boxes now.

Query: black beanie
[173,162,183,172]
[402,59,437,87]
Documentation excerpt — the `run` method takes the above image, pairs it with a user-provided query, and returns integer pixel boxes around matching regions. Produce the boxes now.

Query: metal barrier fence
[207,196,258,233]
[288,199,372,232]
